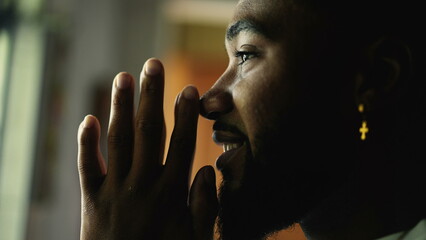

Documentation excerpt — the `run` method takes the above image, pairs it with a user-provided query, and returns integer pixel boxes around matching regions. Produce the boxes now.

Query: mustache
[213,121,246,138]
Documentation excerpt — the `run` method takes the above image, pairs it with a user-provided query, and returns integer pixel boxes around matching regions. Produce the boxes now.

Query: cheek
[233,64,289,149]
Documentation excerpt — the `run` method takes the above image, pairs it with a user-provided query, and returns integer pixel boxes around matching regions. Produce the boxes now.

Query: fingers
[130,59,165,182]
[78,115,107,196]
[163,85,200,195]
[189,166,218,240]
[107,72,135,180]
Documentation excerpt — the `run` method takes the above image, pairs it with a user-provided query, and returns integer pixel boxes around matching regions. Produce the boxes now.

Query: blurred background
[0,0,306,239]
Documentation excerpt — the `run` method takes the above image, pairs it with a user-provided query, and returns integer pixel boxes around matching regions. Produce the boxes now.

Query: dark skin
[77,0,425,239]
[78,62,218,240]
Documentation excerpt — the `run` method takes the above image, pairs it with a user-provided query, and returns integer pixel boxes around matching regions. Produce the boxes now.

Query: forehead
[230,0,306,40]
[234,0,287,18]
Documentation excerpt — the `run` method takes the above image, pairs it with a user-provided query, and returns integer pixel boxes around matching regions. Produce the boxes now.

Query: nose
[200,88,233,120]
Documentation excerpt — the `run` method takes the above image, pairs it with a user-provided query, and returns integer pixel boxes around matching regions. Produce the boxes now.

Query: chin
[215,118,348,240]
[216,147,311,240]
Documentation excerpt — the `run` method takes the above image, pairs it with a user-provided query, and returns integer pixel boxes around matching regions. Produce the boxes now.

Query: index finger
[163,85,200,197]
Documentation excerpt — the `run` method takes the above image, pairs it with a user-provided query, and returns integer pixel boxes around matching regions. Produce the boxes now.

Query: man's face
[200,0,359,239]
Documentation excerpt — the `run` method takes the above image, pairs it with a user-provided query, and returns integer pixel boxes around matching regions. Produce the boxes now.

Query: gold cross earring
[358,104,369,141]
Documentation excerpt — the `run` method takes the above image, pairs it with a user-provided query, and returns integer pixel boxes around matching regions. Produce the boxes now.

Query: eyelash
[235,51,259,65]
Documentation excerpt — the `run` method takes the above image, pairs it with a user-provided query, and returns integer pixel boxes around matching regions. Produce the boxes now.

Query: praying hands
[77,58,218,240]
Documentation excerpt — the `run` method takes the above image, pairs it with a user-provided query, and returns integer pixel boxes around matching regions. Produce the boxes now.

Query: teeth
[223,143,242,152]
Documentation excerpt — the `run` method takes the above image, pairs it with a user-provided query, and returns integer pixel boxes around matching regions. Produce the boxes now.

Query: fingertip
[83,115,96,129]
[174,92,182,119]
[139,58,165,93]
[192,166,218,199]
[190,166,219,240]
[182,85,199,100]
[177,85,200,119]
[78,115,100,145]
[78,115,105,193]
[144,58,164,76]
[115,72,133,90]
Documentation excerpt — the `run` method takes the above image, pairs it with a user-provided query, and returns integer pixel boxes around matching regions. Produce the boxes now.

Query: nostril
[199,97,219,120]
[200,90,233,120]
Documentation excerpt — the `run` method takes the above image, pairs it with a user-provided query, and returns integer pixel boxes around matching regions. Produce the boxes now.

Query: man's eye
[235,51,258,65]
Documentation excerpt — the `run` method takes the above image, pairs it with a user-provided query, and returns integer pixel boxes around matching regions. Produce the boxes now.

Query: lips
[212,130,246,170]
[213,130,245,144]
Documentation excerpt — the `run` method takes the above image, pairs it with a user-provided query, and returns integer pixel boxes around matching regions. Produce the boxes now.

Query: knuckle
[79,131,93,147]
[144,86,159,95]
[77,154,97,175]
[77,157,87,172]
[82,195,96,215]
[107,133,131,146]
[135,119,163,133]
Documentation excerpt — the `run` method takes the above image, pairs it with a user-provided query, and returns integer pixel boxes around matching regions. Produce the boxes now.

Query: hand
[77,58,218,240]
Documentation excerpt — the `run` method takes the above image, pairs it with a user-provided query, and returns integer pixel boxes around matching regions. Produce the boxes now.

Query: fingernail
[145,59,162,76]
[204,166,216,187]
[116,72,131,89]
[83,115,95,129]
[182,85,198,100]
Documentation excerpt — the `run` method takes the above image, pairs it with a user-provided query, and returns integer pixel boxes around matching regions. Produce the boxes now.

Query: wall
[26,0,165,239]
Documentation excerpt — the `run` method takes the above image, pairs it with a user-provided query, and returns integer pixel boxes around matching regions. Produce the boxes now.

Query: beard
[216,136,314,240]
[215,103,357,240]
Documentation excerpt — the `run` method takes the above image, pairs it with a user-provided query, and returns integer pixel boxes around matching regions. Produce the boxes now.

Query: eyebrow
[226,20,267,41]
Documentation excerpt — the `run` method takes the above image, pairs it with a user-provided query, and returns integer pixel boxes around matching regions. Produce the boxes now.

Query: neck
[299,150,425,240]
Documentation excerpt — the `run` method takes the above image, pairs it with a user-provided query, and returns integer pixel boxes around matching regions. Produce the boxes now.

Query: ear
[355,37,413,111]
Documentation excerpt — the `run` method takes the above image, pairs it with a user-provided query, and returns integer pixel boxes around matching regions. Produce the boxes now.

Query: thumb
[189,165,219,240]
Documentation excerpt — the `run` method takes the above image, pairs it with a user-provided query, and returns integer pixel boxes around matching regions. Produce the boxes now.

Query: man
[77,0,426,239]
